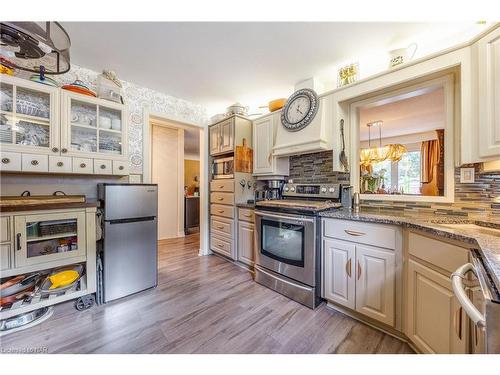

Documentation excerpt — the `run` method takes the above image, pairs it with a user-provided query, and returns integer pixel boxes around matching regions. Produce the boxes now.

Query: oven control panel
[282,183,340,199]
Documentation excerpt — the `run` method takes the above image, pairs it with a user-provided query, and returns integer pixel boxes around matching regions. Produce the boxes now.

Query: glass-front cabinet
[14,211,86,267]
[61,91,127,160]
[0,75,60,154]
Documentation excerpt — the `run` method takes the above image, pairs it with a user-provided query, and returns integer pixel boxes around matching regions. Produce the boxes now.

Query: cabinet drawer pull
[217,197,224,201]
[100,164,106,169]
[217,210,224,213]
[61,148,68,153]
[216,225,224,230]
[243,213,252,217]
[31,159,39,166]
[1,157,10,164]
[344,229,365,236]
[268,153,272,163]
[357,260,362,280]
[218,185,225,189]
[345,258,352,278]
[80,163,87,168]
[57,161,64,167]
[16,233,21,251]
[217,243,224,248]
[52,147,59,153]
[454,307,463,340]
[119,165,124,170]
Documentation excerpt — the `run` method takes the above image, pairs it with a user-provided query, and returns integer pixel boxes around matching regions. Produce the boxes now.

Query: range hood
[273,95,333,156]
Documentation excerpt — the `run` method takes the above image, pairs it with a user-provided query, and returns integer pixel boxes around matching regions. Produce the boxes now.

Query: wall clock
[281,88,319,132]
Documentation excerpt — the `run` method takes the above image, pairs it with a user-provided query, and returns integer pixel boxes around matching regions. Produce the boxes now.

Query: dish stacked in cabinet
[0,75,128,176]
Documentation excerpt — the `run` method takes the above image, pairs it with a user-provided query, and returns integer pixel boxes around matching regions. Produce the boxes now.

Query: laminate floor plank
[0,234,414,354]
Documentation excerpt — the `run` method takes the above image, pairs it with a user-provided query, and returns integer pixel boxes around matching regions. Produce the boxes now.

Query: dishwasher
[452,249,500,354]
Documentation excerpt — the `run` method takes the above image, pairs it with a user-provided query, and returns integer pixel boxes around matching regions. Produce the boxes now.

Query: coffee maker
[254,180,284,201]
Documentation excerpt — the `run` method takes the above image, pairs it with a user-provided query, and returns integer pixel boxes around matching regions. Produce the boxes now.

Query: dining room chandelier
[359,121,407,167]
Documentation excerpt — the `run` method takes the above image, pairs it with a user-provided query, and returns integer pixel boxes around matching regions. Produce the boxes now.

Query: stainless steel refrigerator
[98,183,158,303]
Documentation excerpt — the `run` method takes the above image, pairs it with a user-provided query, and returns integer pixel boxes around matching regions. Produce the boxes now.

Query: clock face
[281,89,319,132]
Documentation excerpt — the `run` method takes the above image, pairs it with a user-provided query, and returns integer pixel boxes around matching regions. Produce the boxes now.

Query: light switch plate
[460,167,475,183]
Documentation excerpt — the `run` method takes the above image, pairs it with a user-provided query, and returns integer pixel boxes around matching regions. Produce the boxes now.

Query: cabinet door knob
[57,161,64,167]
[31,159,39,166]
[100,164,106,169]
[61,148,68,153]
[1,158,10,164]
[119,165,124,170]
[345,258,352,278]
[80,163,86,168]
[52,147,59,153]
[357,260,362,280]
[16,233,21,251]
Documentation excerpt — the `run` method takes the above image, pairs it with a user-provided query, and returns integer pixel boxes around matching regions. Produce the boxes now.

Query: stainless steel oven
[255,210,316,286]
[212,156,234,179]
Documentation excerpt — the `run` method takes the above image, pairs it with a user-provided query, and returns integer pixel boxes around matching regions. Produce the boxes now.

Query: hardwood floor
[1,234,413,354]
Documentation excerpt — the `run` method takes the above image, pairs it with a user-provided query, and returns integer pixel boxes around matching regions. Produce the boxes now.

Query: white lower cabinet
[355,244,395,326]
[237,221,255,266]
[323,238,356,309]
[406,259,467,354]
[323,236,395,326]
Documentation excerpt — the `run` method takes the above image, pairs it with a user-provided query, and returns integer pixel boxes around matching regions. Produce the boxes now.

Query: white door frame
[143,108,209,256]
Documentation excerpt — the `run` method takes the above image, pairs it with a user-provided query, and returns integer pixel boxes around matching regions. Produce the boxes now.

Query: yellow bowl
[48,270,79,289]
[268,98,287,112]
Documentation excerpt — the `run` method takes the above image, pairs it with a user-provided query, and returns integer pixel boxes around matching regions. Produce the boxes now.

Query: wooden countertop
[0,200,98,213]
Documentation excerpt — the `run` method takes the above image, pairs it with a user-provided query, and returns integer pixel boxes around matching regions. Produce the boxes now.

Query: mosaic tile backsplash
[15,65,208,174]
[289,152,500,215]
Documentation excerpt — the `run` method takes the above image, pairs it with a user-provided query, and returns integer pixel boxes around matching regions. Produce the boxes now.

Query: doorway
[143,112,208,255]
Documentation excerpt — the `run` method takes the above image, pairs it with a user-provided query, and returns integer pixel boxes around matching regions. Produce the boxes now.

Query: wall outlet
[460,167,475,183]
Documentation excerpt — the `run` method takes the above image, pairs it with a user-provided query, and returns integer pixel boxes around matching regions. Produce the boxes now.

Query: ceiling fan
[0,22,71,75]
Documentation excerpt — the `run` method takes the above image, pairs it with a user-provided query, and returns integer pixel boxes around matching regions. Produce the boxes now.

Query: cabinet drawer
[323,218,397,250]
[407,231,469,274]
[73,157,93,174]
[238,208,254,223]
[211,192,234,205]
[1,216,10,242]
[211,204,234,219]
[0,152,21,172]
[21,153,48,172]
[113,160,129,175]
[94,159,112,175]
[211,216,233,237]
[49,155,72,173]
[210,180,234,192]
[210,234,233,258]
[0,243,11,271]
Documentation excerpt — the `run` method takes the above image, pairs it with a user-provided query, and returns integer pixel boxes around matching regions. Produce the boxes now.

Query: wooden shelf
[26,232,77,243]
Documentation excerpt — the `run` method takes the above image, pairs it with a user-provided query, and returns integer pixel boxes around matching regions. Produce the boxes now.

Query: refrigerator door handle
[107,216,156,225]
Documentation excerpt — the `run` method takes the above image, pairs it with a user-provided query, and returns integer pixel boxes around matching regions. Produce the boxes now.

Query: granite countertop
[320,208,500,292]
[236,203,255,209]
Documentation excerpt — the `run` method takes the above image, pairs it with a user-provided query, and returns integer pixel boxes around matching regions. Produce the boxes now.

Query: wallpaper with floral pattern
[17,65,208,174]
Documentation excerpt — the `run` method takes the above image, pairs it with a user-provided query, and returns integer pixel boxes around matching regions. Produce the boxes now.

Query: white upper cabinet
[477,26,500,158]
[0,75,60,154]
[0,75,129,175]
[252,112,289,177]
[209,118,234,156]
[61,90,127,160]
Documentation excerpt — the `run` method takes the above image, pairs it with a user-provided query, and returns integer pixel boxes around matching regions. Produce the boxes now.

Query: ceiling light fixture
[359,120,407,167]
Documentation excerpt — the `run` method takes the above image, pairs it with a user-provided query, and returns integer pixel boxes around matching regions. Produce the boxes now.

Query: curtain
[420,130,444,196]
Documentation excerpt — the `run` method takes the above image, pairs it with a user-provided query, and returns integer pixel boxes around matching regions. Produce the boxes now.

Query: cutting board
[235,138,253,173]
[0,195,86,208]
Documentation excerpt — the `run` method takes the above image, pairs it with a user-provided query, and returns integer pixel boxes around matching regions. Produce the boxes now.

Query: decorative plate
[281,89,319,132]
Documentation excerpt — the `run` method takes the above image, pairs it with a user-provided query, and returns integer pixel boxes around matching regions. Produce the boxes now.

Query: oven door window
[261,219,304,267]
